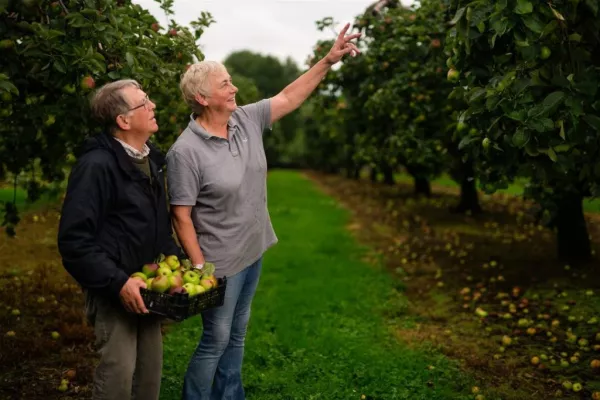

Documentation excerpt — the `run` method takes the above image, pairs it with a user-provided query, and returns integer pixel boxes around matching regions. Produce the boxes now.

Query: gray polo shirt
[165,99,278,278]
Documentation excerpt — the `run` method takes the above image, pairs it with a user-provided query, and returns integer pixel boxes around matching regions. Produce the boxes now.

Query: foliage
[446,0,600,204]
[0,0,213,235]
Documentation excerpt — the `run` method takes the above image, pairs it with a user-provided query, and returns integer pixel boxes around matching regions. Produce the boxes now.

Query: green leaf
[107,71,120,80]
[554,144,571,153]
[528,118,554,132]
[558,120,566,139]
[508,110,527,121]
[450,7,466,25]
[583,114,600,131]
[0,80,18,95]
[126,52,135,67]
[53,60,66,74]
[491,17,509,36]
[585,0,598,16]
[469,88,487,102]
[458,135,478,150]
[496,0,508,11]
[522,15,544,33]
[540,20,559,38]
[569,33,582,42]
[486,95,502,110]
[542,91,565,113]
[514,0,533,14]
[512,128,530,148]
[547,147,557,162]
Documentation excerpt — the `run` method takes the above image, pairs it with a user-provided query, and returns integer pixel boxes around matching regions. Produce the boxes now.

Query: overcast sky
[135,0,414,69]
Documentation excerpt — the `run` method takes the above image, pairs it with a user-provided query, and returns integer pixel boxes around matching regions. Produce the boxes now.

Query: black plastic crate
[140,277,227,321]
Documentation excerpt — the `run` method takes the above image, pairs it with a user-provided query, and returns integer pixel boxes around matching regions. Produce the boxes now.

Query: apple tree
[0,0,213,235]
[446,0,600,263]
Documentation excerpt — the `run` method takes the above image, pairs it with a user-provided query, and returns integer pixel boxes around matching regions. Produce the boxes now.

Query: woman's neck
[196,110,231,138]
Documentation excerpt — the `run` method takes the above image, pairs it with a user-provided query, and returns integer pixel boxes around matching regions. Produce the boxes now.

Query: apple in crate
[131,272,147,282]
[151,275,170,293]
[165,255,180,270]
[183,270,200,285]
[183,283,197,296]
[142,263,159,278]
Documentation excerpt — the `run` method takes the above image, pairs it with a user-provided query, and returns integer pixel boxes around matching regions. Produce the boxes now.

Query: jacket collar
[98,134,165,181]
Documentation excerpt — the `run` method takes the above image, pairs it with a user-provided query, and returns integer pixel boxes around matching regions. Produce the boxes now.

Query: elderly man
[57,79,182,400]
[166,24,360,399]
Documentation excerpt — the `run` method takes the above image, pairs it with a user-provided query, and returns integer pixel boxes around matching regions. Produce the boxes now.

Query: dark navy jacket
[58,133,182,299]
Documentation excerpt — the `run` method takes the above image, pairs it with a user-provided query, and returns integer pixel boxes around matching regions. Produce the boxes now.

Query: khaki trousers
[85,291,163,400]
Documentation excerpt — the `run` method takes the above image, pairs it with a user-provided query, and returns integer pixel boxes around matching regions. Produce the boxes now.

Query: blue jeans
[183,257,262,400]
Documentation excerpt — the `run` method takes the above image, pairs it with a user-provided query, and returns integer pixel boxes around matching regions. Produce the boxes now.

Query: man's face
[202,69,238,113]
[117,86,158,134]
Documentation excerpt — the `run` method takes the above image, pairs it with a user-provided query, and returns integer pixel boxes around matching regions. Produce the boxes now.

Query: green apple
[540,46,551,60]
[165,255,180,270]
[447,68,460,82]
[151,275,170,293]
[146,277,154,288]
[131,272,147,281]
[142,263,159,278]
[183,270,200,285]
[195,285,206,295]
[168,275,183,289]
[182,283,197,296]
[157,266,172,277]
[200,278,213,290]
[158,261,170,270]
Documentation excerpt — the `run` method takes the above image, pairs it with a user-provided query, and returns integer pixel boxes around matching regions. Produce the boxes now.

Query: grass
[0,187,28,205]
[159,170,476,400]
[393,172,600,213]
[0,186,63,213]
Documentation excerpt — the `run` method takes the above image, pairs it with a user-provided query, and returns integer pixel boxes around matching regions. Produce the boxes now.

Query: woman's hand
[324,23,361,65]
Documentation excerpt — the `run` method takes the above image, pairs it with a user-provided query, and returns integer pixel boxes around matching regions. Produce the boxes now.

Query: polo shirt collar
[188,113,239,140]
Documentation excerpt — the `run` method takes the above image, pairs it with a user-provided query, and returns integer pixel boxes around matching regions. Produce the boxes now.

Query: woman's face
[201,68,238,113]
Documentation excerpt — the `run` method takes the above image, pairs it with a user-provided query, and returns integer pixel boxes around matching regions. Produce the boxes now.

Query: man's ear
[194,93,209,107]
[116,114,130,131]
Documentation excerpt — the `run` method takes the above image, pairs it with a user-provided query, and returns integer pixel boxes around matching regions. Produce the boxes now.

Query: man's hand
[324,23,361,65]
[119,278,149,314]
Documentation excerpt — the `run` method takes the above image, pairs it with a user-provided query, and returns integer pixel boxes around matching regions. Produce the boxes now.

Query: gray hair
[180,61,226,115]
[90,79,141,134]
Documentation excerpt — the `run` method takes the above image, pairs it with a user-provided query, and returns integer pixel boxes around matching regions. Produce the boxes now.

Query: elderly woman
[58,79,182,400]
[166,24,360,399]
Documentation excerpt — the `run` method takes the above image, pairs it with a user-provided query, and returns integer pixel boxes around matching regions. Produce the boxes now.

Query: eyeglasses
[127,94,152,112]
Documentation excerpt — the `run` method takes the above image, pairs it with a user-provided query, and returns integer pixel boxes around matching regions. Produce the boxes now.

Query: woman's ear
[194,92,209,107]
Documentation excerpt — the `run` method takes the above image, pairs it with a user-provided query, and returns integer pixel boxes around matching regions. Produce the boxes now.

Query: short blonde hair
[90,79,141,134]
[180,61,227,115]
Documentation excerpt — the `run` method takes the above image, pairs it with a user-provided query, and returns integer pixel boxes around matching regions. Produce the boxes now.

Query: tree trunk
[405,165,431,197]
[452,158,482,214]
[556,193,591,265]
[414,177,431,197]
[370,168,378,183]
[382,164,395,185]
[351,165,361,180]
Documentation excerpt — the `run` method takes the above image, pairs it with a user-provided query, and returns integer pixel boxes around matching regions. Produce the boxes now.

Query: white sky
[134,0,414,69]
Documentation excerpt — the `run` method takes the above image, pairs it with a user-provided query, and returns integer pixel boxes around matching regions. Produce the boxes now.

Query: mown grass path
[160,170,475,400]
